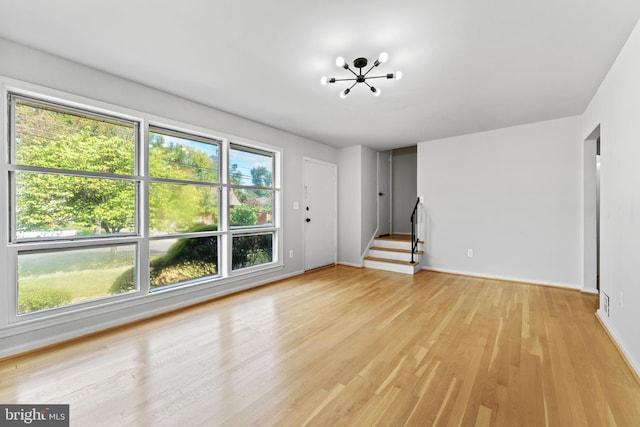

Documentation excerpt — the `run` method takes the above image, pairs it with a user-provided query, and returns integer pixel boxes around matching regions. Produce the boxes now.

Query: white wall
[338,146,362,266]
[0,38,337,358]
[582,19,640,377]
[337,144,379,264]
[417,116,581,288]
[392,146,417,233]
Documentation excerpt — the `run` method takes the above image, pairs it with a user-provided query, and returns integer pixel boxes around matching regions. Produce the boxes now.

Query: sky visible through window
[153,134,219,159]
[149,134,272,186]
[230,148,273,186]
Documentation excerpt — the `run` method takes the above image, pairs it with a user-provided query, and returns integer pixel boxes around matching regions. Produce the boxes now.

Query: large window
[9,94,139,314]
[147,127,221,290]
[229,144,276,270]
[5,92,280,318]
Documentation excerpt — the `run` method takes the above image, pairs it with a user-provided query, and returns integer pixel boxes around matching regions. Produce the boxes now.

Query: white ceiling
[1,1,639,150]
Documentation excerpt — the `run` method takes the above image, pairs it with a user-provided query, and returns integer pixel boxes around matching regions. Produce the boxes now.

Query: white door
[304,158,337,270]
[377,151,391,236]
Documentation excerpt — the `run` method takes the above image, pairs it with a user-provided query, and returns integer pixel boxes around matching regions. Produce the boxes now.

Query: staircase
[363,235,423,274]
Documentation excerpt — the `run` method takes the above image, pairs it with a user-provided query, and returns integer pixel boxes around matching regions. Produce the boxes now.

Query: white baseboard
[338,261,363,268]
[596,310,640,380]
[421,266,580,290]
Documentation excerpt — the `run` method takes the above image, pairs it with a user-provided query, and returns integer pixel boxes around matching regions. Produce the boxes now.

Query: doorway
[377,151,392,236]
[583,126,600,293]
[303,158,337,271]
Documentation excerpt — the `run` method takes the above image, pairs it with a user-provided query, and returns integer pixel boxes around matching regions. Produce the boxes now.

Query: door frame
[303,157,337,271]
[583,125,600,294]
[377,151,392,236]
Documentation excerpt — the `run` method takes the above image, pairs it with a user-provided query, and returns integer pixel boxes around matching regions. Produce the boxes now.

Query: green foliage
[149,183,216,233]
[148,133,219,234]
[232,234,273,270]
[149,132,218,182]
[15,104,220,236]
[109,225,218,294]
[18,286,72,314]
[110,266,137,294]
[151,261,217,288]
[15,103,136,234]
[230,164,243,185]
[250,166,272,187]
[230,204,258,226]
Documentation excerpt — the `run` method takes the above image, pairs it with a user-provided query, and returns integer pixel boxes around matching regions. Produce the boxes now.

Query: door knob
[379,192,384,196]
[306,218,311,222]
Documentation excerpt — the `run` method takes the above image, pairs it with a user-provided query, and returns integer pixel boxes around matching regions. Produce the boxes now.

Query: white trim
[422,266,580,290]
[338,261,363,268]
[596,310,640,379]
[362,227,379,260]
[302,157,338,271]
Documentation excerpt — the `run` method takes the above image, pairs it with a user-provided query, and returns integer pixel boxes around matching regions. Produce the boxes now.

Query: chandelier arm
[364,75,389,80]
[348,81,358,90]
[362,64,378,77]
[346,67,359,78]
[332,77,358,82]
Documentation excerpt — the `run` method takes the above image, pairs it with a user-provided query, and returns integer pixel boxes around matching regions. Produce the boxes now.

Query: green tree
[230,205,257,226]
[148,133,219,233]
[15,103,136,234]
[230,163,243,185]
[250,166,272,187]
[14,102,221,236]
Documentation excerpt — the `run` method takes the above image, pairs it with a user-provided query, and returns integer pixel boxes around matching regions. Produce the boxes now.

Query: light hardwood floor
[1,266,639,426]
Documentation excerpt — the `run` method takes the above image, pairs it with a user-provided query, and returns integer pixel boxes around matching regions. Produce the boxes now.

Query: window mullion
[139,120,150,296]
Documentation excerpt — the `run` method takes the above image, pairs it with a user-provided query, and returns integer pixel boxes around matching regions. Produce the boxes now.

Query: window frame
[227,142,280,273]
[146,125,223,291]
[2,86,283,324]
[8,94,141,244]
[6,92,145,321]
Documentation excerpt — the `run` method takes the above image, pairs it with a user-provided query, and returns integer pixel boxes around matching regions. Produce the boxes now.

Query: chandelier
[320,52,402,98]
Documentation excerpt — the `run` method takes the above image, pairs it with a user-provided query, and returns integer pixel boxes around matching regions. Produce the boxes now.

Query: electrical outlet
[602,292,610,317]
[289,250,294,258]
[620,291,624,307]
[467,249,473,258]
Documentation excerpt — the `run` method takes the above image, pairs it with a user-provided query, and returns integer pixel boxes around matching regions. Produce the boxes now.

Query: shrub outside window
[232,233,273,270]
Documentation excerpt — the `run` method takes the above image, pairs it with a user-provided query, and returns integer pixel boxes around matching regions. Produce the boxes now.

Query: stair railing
[410,197,420,264]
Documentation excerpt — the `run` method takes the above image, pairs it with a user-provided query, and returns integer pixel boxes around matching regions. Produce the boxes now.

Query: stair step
[370,246,424,254]
[373,239,424,251]
[368,247,423,262]
[363,256,421,274]
[376,234,424,244]
[364,256,419,266]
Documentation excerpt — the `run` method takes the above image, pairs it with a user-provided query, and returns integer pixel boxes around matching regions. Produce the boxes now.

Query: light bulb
[336,56,346,67]
[320,76,328,86]
[371,86,381,96]
[395,71,403,80]
[340,88,350,99]
[378,52,389,63]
